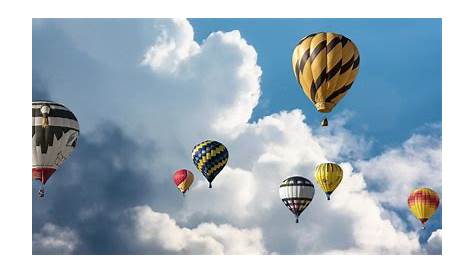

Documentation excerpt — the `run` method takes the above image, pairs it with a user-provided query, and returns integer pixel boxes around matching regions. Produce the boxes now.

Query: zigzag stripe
[32,126,79,154]
[192,140,212,155]
[201,158,227,177]
[201,150,223,169]
[196,145,227,171]
[207,158,228,176]
[194,141,222,159]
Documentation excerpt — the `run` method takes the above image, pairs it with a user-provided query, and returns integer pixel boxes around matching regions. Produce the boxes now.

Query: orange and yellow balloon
[407,187,440,228]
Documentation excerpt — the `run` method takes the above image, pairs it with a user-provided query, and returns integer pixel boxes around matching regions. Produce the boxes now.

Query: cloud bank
[33,223,80,255]
[125,206,266,254]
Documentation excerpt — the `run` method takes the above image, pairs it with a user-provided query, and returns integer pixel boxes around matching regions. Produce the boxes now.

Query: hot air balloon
[32,101,80,197]
[279,176,315,223]
[292,32,360,126]
[408,187,440,229]
[191,140,228,188]
[315,163,343,200]
[173,169,194,196]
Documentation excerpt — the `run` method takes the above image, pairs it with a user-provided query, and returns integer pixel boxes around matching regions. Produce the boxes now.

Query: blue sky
[32,18,441,255]
[191,18,441,154]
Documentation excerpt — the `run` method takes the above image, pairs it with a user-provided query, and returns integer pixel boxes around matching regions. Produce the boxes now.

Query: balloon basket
[321,117,328,127]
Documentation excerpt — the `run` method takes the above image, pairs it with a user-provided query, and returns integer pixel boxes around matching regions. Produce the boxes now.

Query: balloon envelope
[173,169,194,194]
[32,101,80,185]
[279,176,315,223]
[315,163,343,200]
[191,140,228,188]
[292,32,360,114]
[408,187,440,226]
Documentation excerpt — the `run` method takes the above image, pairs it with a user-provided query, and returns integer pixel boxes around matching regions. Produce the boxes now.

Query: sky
[32,18,441,255]
[191,19,441,154]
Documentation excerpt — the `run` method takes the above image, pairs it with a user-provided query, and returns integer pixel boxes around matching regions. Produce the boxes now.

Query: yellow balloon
[314,163,343,200]
[292,32,360,126]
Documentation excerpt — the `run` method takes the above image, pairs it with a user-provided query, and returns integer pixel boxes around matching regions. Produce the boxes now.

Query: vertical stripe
[315,163,343,194]
[408,188,440,224]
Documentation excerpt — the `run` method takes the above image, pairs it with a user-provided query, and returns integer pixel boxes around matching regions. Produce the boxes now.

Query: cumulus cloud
[179,110,422,254]
[33,223,80,254]
[181,110,324,223]
[141,24,261,138]
[315,164,421,254]
[124,206,266,254]
[32,18,441,255]
[356,128,441,208]
[142,19,199,73]
[316,111,373,161]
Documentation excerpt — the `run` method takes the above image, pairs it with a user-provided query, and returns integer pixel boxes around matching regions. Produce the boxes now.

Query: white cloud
[142,19,199,73]
[316,111,372,161]
[425,229,442,254]
[138,20,261,140]
[33,223,80,254]
[126,206,267,254]
[181,110,325,223]
[318,164,421,254]
[178,109,422,254]
[356,131,441,208]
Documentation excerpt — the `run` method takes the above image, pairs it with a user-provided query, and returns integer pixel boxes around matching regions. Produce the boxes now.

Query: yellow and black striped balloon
[292,32,360,118]
[191,140,229,188]
[314,163,343,200]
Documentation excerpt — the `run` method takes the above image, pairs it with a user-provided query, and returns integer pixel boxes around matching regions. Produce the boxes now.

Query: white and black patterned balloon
[279,176,315,223]
[32,101,80,197]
